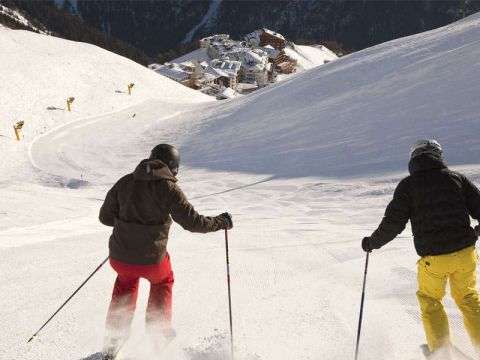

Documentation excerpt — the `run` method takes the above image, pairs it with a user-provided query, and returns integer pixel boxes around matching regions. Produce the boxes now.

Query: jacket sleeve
[370,178,411,249]
[99,184,119,227]
[167,182,226,233]
[462,176,480,220]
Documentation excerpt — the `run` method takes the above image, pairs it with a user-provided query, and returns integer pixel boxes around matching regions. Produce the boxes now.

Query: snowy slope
[0,28,210,182]
[285,44,338,70]
[0,29,208,140]
[177,13,480,178]
[2,12,480,360]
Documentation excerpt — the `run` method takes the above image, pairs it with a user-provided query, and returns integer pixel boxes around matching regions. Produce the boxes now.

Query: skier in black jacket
[362,139,480,355]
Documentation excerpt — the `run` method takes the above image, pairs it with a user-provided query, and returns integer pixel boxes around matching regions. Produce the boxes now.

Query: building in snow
[201,34,241,60]
[199,34,230,48]
[245,28,286,50]
[272,51,297,74]
[151,29,336,98]
[151,61,216,90]
[262,45,280,60]
[244,30,262,47]
[223,48,270,86]
[260,28,286,49]
[150,62,191,87]
[209,59,242,89]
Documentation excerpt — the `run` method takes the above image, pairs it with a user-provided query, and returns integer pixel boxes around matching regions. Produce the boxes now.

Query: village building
[199,34,230,48]
[224,48,270,86]
[272,50,297,74]
[201,34,239,59]
[152,62,191,87]
[150,29,336,99]
[152,61,216,90]
[260,28,286,49]
[244,29,262,47]
[209,59,242,90]
[245,28,286,50]
[262,45,280,60]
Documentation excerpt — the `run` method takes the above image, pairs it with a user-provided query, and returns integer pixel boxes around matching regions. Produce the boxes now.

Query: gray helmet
[150,144,180,175]
[410,139,442,159]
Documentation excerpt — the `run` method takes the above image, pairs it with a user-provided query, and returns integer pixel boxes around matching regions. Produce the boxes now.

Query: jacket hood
[409,153,447,175]
[133,159,177,182]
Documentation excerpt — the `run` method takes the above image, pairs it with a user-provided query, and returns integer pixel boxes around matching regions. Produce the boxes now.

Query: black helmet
[410,139,443,159]
[150,144,180,176]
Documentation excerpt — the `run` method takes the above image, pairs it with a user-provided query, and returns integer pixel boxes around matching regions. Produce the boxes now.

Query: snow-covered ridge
[0,4,49,34]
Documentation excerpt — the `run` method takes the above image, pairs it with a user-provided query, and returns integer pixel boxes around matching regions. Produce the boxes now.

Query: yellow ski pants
[417,245,480,352]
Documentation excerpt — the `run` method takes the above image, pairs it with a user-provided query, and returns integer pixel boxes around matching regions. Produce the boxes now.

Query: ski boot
[102,337,124,360]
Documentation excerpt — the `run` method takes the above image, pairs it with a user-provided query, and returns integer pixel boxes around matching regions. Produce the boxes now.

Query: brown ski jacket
[99,159,227,265]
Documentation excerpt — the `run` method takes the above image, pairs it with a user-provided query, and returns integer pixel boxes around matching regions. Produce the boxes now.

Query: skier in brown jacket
[99,144,232,359]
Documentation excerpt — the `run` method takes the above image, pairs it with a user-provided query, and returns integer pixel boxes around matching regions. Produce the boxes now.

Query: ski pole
[354,251,370,360]
[27,256,109,343]
[224,229,234,360]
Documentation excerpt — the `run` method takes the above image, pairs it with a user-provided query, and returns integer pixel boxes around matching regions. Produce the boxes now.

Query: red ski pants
[106,254,174,338]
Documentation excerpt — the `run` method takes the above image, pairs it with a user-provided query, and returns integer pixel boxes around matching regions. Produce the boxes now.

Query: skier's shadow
[79,352,103,360]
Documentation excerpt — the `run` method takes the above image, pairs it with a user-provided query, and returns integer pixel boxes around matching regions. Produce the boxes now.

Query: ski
[420,344,475,360]
[102,332,176,360]
[420,344,430,358]
[102,347,122,360]
[102,338,127,360]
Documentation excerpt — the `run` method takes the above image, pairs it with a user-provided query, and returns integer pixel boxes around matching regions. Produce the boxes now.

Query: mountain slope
[1,0,152,65]
[0,27,210,182]
[2,10,480,360]
[177,12,480,178]
[66,0,480,56]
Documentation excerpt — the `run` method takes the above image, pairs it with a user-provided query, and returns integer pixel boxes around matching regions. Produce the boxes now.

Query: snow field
[176,13,480,180]
[2,11,480,360]
[0,28,210,182]
[284,44,338,70]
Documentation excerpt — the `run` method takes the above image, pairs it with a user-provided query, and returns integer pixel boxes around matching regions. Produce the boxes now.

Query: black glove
[475,225,480,237]
[218,212,233,230]
[362,237,373,252]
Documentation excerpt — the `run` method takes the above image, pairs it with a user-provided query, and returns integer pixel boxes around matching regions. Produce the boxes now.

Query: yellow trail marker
[128,83,135,95]
[66,97,75,112]
[13,121,24,141]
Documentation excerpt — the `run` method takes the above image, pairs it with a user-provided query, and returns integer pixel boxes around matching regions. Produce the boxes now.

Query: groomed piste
[1,12,480,360]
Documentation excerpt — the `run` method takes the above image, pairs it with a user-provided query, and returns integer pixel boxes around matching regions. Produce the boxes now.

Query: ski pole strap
[27,256,109,343]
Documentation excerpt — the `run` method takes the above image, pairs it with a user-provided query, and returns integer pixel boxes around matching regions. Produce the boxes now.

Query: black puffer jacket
[370,154,480,256]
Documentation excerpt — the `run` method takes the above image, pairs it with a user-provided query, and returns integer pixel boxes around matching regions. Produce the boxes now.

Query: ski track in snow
[2,12,480,360]
[182,0,222,44]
